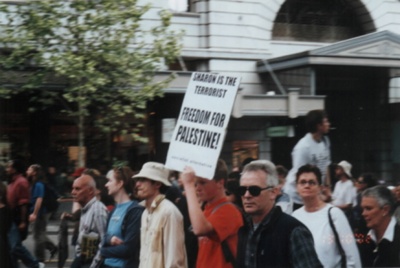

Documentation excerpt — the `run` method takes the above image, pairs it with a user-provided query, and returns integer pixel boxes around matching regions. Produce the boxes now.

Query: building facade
[1,0,400,183]
[161,0,400,182]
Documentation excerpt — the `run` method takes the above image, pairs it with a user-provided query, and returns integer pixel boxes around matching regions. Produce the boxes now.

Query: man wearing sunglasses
[181,159,243,268]
[236,160,322,268]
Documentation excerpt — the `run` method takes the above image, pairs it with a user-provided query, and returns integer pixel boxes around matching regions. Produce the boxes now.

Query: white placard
[165,72,241,179]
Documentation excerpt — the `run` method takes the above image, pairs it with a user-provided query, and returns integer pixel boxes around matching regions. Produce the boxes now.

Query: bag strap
[328,207,347,268]
[210,201,236,265]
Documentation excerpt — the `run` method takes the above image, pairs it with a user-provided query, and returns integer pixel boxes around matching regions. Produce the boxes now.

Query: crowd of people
[1,109,400,268]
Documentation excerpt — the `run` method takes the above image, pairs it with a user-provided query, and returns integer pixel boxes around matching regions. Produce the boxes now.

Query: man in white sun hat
[331,160,356,224]
[133,162,187,268]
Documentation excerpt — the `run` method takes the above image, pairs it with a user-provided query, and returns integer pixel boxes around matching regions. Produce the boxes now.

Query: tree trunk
[78,104,85,168]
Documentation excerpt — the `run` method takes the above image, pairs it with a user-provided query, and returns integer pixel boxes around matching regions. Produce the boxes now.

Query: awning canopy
[257,30,400,72]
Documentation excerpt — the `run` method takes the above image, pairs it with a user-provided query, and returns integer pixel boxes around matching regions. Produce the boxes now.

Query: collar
[368,217,397,243]
[147,194,166,213]
[259,206,278,227]
[246,206,279,230]
[81,197,97,213]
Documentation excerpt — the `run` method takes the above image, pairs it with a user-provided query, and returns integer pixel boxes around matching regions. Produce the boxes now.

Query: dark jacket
[0,207,14,268]
[100,201,144,268]
[236,206,321,268]
[359,222,400,267]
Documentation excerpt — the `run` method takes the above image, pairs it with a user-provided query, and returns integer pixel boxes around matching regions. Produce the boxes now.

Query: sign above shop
[266,126,295,137]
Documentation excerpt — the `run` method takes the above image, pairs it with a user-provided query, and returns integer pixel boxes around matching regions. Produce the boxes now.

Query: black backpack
[43,183,61,213]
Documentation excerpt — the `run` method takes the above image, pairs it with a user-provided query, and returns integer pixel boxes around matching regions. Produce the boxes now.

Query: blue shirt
[104,201,133,267]
[30,181,46,215]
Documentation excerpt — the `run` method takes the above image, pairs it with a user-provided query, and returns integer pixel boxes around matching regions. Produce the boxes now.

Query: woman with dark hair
[0,182,14,267]
[27,164,58,262]
[100,166,144,268]
[292,164,361,267]
[359,185,400,267]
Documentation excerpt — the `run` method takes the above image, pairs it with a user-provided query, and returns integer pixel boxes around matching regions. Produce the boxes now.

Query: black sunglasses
[238,186,274,196]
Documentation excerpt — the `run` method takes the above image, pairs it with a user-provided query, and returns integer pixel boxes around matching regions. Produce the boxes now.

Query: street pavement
[20,199,75,268]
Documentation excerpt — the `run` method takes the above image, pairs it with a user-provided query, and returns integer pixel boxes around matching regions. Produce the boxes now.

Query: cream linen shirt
[139,194,188,268]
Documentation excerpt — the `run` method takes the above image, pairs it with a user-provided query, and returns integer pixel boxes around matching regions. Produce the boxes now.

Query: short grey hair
[242,160,279,187]
[362,185,396,215]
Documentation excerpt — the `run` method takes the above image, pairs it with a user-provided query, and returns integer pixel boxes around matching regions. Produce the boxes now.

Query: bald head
[72,174,97,207]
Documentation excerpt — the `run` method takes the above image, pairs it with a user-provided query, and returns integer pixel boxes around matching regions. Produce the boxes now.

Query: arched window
[272,0,371,42]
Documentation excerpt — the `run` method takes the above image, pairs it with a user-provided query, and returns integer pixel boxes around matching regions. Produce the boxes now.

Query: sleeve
[330,207,362,268]
[34,182,45,198]
[207,204,243,242]
[100,207,143,258]
[163,206,187,268]
[290,226,323,268]
[90,207,108,268]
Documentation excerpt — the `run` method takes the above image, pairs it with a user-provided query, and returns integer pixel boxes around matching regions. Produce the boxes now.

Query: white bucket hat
[337,160,352,178]
[132,162,171,186]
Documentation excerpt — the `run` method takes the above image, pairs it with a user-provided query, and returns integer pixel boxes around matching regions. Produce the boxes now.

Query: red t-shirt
[7,174,30,209]
[196,197,243,268]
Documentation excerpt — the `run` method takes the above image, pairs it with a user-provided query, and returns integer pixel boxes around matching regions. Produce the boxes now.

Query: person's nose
[243,189,252,198]
[361,209,367,217]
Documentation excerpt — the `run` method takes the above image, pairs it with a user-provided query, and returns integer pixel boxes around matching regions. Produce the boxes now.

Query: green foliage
[0,0,182,138]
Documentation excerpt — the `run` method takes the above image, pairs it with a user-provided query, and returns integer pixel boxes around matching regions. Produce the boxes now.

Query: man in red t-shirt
[182,159,243,268]
[6,160,30,240]
[6,159,44,268]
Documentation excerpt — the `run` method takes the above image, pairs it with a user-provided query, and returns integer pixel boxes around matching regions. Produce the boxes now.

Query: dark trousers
[8,223,39,268]
[70,256,91,268]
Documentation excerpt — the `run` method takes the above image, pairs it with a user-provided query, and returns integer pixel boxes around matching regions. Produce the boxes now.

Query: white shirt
[292,204,361,268]
[332,179,355,207]
[368,217,397,243]
[284,133,331,204]
[139,194,187,268]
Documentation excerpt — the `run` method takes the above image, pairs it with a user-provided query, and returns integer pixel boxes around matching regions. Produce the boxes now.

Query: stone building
[1,0,400,183]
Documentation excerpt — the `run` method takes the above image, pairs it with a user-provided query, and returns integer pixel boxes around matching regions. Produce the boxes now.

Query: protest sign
[165,72,241,179]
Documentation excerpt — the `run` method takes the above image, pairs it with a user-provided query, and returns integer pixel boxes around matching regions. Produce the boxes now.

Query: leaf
[0,0,182,160]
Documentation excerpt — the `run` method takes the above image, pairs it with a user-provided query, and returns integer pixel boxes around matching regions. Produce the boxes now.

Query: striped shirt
[76,197,108,268]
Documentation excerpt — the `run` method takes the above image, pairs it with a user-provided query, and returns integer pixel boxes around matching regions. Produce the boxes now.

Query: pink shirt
[7,174,30,209]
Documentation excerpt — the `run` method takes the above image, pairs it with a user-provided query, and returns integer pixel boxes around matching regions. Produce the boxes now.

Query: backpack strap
[210,201,236,266]
[328,207,347,268]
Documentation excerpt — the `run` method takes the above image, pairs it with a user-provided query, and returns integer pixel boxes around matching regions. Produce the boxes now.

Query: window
[168,0,188,12]
[389,77,400,103]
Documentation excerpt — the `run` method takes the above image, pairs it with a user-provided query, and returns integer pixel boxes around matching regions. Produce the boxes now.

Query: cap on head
[132,162,171,186]
[337,160,352,178]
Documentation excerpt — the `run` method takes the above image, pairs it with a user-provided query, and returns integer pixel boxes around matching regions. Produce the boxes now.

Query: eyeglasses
[297,180,318,186]
[238,186,274,196]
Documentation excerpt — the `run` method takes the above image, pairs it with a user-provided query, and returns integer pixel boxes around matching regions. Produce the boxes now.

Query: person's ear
[382,204,390,216]
[154,181,162,190]
[117,179,124,190]
[269,187,278,200]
